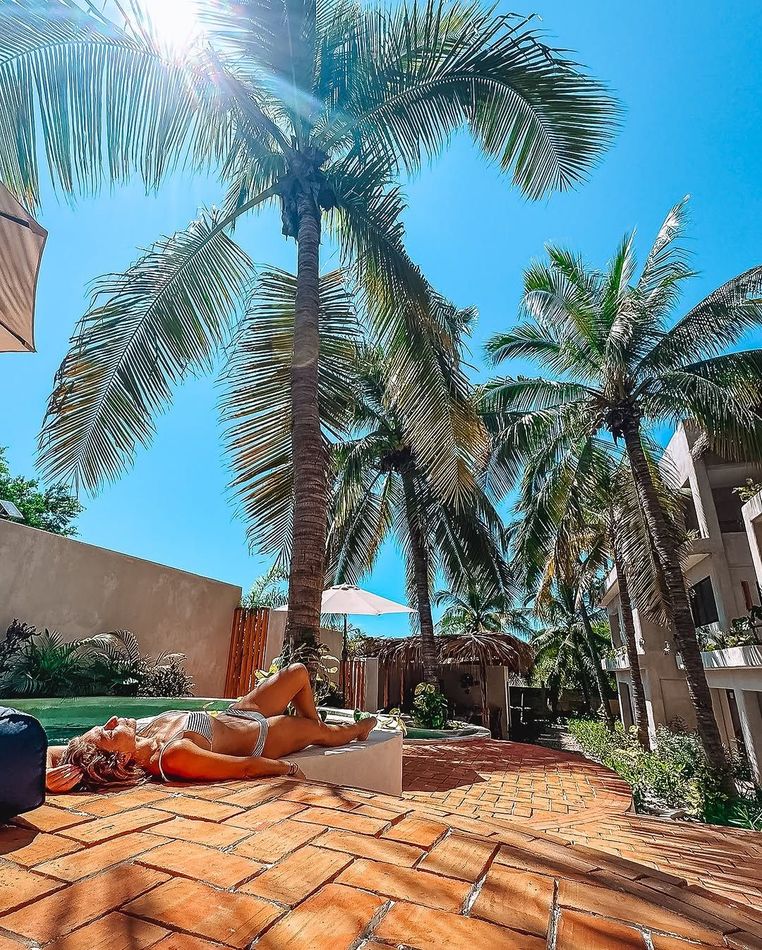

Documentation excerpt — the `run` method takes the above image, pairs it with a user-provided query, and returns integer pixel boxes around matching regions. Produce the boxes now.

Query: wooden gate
[224,607,270,698]
[342,657,366,710]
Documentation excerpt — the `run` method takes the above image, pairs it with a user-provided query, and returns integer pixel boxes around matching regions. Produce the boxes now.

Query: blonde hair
[63,735,148,790]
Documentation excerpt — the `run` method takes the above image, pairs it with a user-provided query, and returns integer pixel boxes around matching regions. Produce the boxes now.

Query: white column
[734,689,762,785]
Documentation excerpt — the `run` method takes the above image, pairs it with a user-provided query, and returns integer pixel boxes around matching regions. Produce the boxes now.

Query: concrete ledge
[701,644,762,669]
[289,726,403,796]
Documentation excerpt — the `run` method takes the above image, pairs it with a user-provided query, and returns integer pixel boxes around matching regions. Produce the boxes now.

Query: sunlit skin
[46,664,376,792]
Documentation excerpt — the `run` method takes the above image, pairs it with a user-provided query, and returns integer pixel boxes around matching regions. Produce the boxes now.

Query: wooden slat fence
[342,657,366,710]
[224,606,270,698]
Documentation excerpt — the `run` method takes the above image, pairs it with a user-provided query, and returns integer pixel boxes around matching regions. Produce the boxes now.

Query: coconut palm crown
[328,330,513,685]
[482,197,762,774]
[4,0,618,651]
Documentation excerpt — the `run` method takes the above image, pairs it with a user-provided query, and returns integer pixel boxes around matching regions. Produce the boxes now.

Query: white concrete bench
[288,725,403,796]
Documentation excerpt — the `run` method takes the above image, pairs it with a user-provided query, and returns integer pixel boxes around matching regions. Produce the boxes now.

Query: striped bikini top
[139,711,214,782]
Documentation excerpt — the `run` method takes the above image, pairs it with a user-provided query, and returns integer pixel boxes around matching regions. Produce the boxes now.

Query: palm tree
[530,593,609,717]
[435,583,531,639]
[328,329,511,684]
[3,0,618,653]
[510,433,652,746]
[483,198,762,774]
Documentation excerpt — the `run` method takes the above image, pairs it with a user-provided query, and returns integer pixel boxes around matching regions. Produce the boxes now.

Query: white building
[602,422,762,781]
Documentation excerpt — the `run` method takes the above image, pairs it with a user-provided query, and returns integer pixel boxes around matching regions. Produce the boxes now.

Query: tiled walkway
[402,739,762,911]
[1,744,762,948]
[0,742,762,950]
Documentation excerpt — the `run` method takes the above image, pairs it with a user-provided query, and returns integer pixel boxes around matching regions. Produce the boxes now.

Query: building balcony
[603,647,630,672]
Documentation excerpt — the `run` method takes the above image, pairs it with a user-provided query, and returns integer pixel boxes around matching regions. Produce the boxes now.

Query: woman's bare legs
[262,714,376,759]
[234,663,319,722]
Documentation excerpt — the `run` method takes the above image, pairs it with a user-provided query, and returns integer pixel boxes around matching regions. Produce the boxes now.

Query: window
[712,486,745,533]
[690,576,719,627]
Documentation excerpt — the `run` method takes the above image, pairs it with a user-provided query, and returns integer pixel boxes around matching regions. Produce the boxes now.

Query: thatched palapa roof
[357,630,533,675]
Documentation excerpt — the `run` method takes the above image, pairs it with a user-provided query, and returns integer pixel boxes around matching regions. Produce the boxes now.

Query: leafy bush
[412,682,449,729]
[0,623,193,698]
[568,718,762,828]
[137,660,194,697]
[568,718,726,819]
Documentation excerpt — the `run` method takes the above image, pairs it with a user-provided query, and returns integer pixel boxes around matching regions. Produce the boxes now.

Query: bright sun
[143,0,200,49]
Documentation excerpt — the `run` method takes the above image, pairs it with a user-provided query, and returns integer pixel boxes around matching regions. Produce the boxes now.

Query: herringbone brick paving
[402,739,762,911]
[0,740,761,948]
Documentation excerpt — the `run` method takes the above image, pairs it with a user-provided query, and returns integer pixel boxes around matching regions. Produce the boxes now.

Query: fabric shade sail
[0,183,47,353]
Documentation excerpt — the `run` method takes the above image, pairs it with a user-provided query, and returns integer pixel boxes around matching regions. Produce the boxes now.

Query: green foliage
[697,608,762,651]
[412,682,449,729]
[242,566,288,608]
[137,661,194,698]
[0,448,82,536]
[0,624,193,698]
[734,479,762,503]
[568,718,762,827]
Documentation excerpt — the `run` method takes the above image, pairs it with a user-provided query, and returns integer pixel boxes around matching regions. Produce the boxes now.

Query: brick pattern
[403,738,762,909]
[0,747,761,948]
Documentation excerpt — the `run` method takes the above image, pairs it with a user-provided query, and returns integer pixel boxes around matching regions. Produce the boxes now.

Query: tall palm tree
[483,198,762,774]
[435,583,531,639]
[3,0,618,653]
[530,592,608,717]
[328,330,511,684]
[510,434,652,746]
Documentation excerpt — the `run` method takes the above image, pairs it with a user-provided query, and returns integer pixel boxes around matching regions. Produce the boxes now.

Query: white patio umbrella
[0,183,47,353]
[277,584,416,691]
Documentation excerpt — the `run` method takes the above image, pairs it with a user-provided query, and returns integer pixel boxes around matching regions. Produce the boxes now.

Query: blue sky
[2,0,761,637]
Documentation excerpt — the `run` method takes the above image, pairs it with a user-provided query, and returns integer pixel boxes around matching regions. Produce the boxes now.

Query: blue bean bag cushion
[0,707,47,821]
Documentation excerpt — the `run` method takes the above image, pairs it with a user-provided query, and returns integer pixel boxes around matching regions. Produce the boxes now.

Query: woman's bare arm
[160,739,303,782]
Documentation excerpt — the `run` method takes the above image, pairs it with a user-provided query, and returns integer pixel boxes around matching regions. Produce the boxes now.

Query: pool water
[9,696,233,745]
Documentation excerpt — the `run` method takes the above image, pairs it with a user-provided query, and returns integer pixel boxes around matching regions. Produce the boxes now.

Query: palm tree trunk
[572,642,592,711]
[401,472,438,685]
[621,418,728,777]
[578,596,616,729]
[285,192,326,656]
[611,522,651,750]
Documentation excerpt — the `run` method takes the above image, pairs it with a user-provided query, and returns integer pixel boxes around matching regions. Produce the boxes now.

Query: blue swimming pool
[9,696,233,744]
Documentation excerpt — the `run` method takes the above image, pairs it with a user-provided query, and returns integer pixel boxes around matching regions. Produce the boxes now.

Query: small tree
[0,448,82,536]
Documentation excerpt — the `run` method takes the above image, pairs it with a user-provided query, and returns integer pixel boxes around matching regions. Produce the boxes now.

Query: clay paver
[0,738,760,949]
[123,876,282,948]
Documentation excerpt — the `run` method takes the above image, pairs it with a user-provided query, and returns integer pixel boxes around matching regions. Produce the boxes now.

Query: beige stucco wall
[0,520,241,696]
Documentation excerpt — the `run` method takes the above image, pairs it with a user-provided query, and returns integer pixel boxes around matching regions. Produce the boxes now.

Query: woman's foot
[356,716,376,741]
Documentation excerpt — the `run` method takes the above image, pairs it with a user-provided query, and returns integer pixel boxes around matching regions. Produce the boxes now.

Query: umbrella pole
[341,614,348,701]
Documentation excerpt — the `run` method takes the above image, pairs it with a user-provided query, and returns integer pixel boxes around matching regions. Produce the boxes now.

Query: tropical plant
[0,625,192,698]
[483,197,762,777]
[5,0,618,656]
[530,583,613,721]
[435,583,532,639]
[569,718,762,827]
[412,682,449,729]
[509,439,657,747]
[328,329,512,684]
[0,447,82,536]
[241,565,289,609]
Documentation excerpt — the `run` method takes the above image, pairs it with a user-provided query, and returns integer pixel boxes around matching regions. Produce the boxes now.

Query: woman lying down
[45,663,376,793]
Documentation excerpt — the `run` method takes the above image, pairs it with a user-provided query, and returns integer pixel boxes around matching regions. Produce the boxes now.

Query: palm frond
[320,0,618,197]
[39,209,253,491]
[221,267,359,563]
[0,0,229,207]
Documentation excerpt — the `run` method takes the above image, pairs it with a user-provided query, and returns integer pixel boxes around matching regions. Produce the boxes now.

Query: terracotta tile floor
[402,739,762,911]
[0,743,761,948]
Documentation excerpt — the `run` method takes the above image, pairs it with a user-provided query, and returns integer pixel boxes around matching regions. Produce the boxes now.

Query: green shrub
[0,624,193,698]
[412,682,449,729]
[567,718,725,819]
